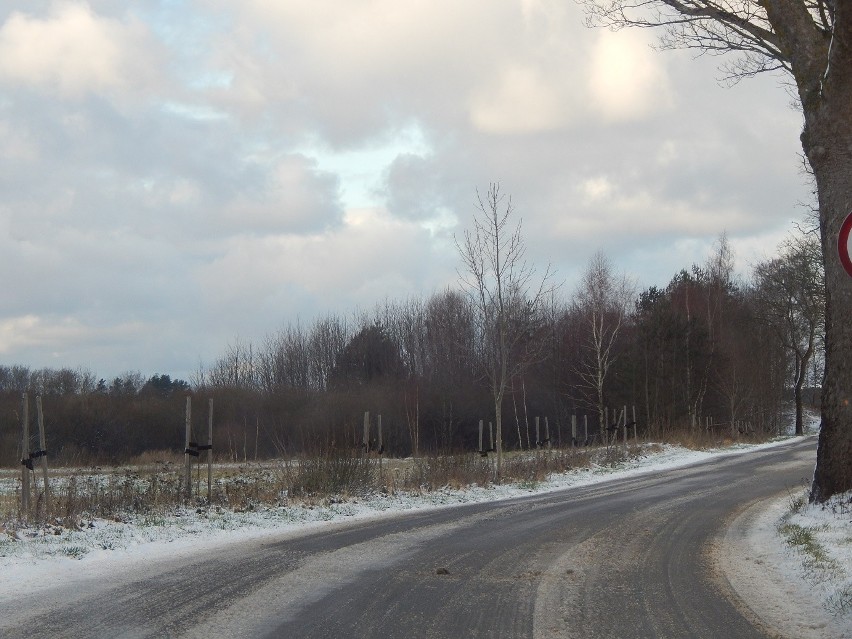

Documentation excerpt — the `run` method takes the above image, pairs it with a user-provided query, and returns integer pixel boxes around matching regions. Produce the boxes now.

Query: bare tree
[456,183,554,479]
[578,0,850,502]
[753,226,825,435]
[574,251,636,435]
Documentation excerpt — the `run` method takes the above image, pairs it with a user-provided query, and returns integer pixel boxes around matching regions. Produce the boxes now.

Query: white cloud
[0,1,810,378]
[0,1,161,98]
[588,29,672,121]
[580,176,614,203]
[0,314,144,355]
[468,64,573,134]
[195,206,455,323]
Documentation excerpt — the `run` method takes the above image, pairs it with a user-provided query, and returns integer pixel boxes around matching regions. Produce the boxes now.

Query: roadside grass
[779,489,852,617]
[0,443,639,530]
[0,428,780,543]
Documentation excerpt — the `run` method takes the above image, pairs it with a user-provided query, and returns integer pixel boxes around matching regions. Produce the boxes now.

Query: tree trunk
[805,11,852,500]
[793,373,804,437]
[495,397,503,481]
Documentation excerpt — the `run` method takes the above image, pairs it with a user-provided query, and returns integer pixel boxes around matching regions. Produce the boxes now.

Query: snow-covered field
[1,434,849,632]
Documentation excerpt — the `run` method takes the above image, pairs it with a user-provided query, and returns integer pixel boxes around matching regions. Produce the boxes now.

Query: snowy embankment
[1,435,849,631]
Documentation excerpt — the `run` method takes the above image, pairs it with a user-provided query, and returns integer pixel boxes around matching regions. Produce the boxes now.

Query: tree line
[0,222,822,467]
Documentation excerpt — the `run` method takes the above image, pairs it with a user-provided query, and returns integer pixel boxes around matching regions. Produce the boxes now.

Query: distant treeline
[0,236,822,465]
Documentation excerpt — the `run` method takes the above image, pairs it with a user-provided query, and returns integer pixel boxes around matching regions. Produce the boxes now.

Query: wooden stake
[633,405,638,440]
[363,411,370,455]
[21,393,30,519]
[185,396,192,499]
[571,415,577,447]
[36,395,50,518]
[584,415,588,442]
[535,416,540,448]
[545,417,551,450]
[478,420,483,452]
[207,398,213,503]
[378,414,383,478]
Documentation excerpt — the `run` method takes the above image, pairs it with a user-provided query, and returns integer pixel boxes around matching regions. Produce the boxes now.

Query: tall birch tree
[456,184,554,479]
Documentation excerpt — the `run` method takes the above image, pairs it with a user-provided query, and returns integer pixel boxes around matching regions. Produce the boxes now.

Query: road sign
[838,212,852,277]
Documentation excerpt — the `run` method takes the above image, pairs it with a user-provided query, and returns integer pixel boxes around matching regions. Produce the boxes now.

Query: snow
[1,433,849,635]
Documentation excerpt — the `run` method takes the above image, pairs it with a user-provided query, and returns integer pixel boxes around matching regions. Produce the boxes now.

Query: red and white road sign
[839,212,852,278]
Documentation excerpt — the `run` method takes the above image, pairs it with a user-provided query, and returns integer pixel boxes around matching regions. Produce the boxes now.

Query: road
[0,439,817,638]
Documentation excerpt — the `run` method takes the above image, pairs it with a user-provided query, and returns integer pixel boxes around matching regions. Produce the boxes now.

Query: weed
[786,488,807,515]
[60,545,89,559]
[826,585,852,616]
[778,522,840,579]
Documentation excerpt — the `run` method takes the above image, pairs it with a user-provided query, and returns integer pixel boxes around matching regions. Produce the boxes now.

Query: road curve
[0,439,819,638]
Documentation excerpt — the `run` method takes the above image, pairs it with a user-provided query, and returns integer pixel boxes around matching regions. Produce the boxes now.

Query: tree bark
[804,6,852,502]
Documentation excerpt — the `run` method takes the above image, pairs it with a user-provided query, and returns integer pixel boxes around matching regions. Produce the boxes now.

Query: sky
[0,0,810,382]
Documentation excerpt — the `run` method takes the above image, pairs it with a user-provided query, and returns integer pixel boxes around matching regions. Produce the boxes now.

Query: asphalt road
[1,438,817,638]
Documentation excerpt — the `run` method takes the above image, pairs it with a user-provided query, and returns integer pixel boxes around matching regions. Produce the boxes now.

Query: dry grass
[0,430,768,527]
[661,427,774,450]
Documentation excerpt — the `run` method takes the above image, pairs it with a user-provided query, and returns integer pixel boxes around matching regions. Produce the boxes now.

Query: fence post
[363,411,370,455]
[185,396,192,499]
[584,415,588,442]
[545,417,551,450]
[36,396,50,519]
[207,398,213,503]
[535,416,540,449]
[378,414,383,479]
[478,420,483,452]
[571,415,577,447]
[21,393,30,519]
[632,405,638,440]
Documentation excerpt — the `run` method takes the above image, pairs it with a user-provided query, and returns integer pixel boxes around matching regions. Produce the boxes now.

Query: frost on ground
[722,489,851,639]
[780,490,852,619]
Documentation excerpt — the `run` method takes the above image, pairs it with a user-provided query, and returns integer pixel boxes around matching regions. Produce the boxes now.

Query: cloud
[0,2,162,99]
[588,29,673,121]
[468,64,574,134]
[195,206,456,325]
[0,1,812,380]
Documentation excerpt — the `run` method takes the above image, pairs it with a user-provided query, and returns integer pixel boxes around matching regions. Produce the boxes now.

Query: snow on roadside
[779,489,852,620]
[0,436,815,600]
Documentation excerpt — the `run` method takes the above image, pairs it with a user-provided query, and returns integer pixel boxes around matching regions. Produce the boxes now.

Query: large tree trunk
[805,7,852,501]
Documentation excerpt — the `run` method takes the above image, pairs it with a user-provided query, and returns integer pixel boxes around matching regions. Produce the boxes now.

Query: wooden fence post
[545,417,551,450]
[478,420,483,452]
[207,398,213,503]
[21,393,30,519]
[535,416,540,449]
[584,415,588,442]
[363,411,370,455]
[185,396,192,499]
[378,414,383,479]
[571,415,577,447]
[36,396,50,518]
